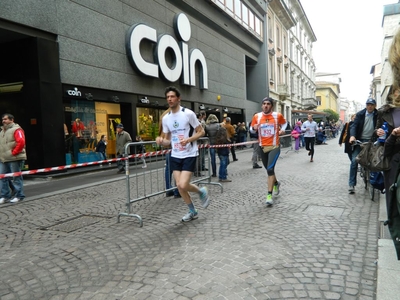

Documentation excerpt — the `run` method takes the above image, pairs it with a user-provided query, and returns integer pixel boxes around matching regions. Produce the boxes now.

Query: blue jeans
[218,154,229,180]
[165,153,179,196]
[349,144,362,187]
[300,135,305,148]
[0,161,25,199]
[209,148,216,176]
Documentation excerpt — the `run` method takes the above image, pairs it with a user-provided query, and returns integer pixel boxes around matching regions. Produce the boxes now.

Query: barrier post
[116,138,226,227]
[117,142,143,227]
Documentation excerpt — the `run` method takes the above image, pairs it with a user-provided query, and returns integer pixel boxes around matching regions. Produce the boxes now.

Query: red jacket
[12,128,25,156]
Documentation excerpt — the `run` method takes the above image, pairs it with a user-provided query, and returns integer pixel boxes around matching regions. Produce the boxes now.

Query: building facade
[379,2,400,105]
[315,72,341,115]
[267,0,317,125]
[0,0,274,169]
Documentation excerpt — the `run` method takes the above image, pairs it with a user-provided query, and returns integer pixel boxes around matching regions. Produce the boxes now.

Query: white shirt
[301,120,319,138]
[162,106,200,158]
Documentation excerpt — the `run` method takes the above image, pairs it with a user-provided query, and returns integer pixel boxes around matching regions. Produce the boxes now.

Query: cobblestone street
[0,140,380,300]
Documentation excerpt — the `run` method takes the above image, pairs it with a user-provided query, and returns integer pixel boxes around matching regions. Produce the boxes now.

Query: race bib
[260,123,275,137]
[172,134,186,151]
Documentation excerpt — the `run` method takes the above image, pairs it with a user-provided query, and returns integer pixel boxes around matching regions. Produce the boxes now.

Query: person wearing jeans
[205,114,220,177]
[215,123,231,182]
[348,98,377,194]
[165,152,180,197]
[0,113,27,204]
[217,151,230,182]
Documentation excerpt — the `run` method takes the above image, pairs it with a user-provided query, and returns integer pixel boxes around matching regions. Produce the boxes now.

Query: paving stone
[0,143,379,299]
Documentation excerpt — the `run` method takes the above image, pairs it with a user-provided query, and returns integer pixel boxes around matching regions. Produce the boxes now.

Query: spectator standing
[237,122,248,149]
[205,114,220,177]
[95,134,107,162]
[301,114,319,162]
[0,113,26,204]
[195,110,208,173]
[215,125,231,182]
[222,117,238,161]
[250,97,287,206]
[116,123,132,174]
[299,120,305,148]
[156,86,210,222]
[249,115,262,168]
[348,98,377,193]
[339,114,355,161]
[292,121,302,152]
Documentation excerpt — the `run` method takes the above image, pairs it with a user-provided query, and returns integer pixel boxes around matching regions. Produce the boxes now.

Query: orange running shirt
[250,112,286,147]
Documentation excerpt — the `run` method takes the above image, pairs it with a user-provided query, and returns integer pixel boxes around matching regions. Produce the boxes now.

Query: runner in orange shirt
[250,97,287,206]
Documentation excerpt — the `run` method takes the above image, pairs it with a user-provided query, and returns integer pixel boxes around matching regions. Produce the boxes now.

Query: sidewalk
[0,141,398,299]
[377,188,400,300]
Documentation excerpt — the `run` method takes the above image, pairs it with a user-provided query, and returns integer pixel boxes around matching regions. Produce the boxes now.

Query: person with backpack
[155,86,210,222]
[215,123,231,182]
[291,121,302,152]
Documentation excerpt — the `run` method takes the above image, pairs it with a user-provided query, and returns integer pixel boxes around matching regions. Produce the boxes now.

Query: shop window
[137,107,162,142]
[64,100,120,163]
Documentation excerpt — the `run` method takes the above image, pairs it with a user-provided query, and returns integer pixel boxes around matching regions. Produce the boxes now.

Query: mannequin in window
[64,124,69,137]
[88,121,98,139]
[72,118,85,137]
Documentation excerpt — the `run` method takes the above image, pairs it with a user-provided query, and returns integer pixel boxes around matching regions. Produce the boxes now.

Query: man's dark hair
[2,113,14,121]
[261,97,274,106]
[164,86,181,97]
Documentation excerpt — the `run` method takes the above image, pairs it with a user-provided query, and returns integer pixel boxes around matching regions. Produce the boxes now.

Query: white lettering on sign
[64,107,107,114]
[66,87,82,97]
[126,13,208,89]
[140,97,150,104]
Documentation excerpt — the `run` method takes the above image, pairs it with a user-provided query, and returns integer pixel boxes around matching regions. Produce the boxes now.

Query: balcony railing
[277,84,289,96]
[303,98,318,109]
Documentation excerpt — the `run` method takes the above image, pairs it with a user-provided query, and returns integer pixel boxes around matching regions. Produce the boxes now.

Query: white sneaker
[142,165,147,169]
[0,198,6,204]
[10,197,20,203]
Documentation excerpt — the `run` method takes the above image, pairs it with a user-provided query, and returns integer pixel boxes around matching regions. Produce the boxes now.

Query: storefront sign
[126,13,208,89]
[66,87,82,97]
[140,97,150,104]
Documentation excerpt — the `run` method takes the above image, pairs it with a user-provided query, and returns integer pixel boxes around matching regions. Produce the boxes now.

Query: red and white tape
[0,134,294,178]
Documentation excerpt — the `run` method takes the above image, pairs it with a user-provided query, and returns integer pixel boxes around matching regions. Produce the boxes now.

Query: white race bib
[172,134,188,151]
[260,124,275,137]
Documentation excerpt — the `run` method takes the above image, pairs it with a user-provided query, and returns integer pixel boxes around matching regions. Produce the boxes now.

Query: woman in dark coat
[378,28,400,259]
[339,114,355,161]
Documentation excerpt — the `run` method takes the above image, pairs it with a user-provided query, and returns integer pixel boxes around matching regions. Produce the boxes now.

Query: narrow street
[0,141,382,299]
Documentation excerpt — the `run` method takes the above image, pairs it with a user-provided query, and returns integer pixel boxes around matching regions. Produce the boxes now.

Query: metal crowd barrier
[117,137,223,227]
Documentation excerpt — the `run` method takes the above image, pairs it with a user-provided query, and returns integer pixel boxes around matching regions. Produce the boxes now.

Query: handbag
[291,129,300,139]
[356,141,391,172]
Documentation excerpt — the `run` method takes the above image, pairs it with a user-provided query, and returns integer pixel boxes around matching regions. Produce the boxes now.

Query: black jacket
[379,104,400,259]
[339,121,353,154]
[95,140,106,153]
[349,108,377,140]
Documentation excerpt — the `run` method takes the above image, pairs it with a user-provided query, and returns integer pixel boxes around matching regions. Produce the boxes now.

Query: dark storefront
[0,3,258,170]
[0,32,64,171]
